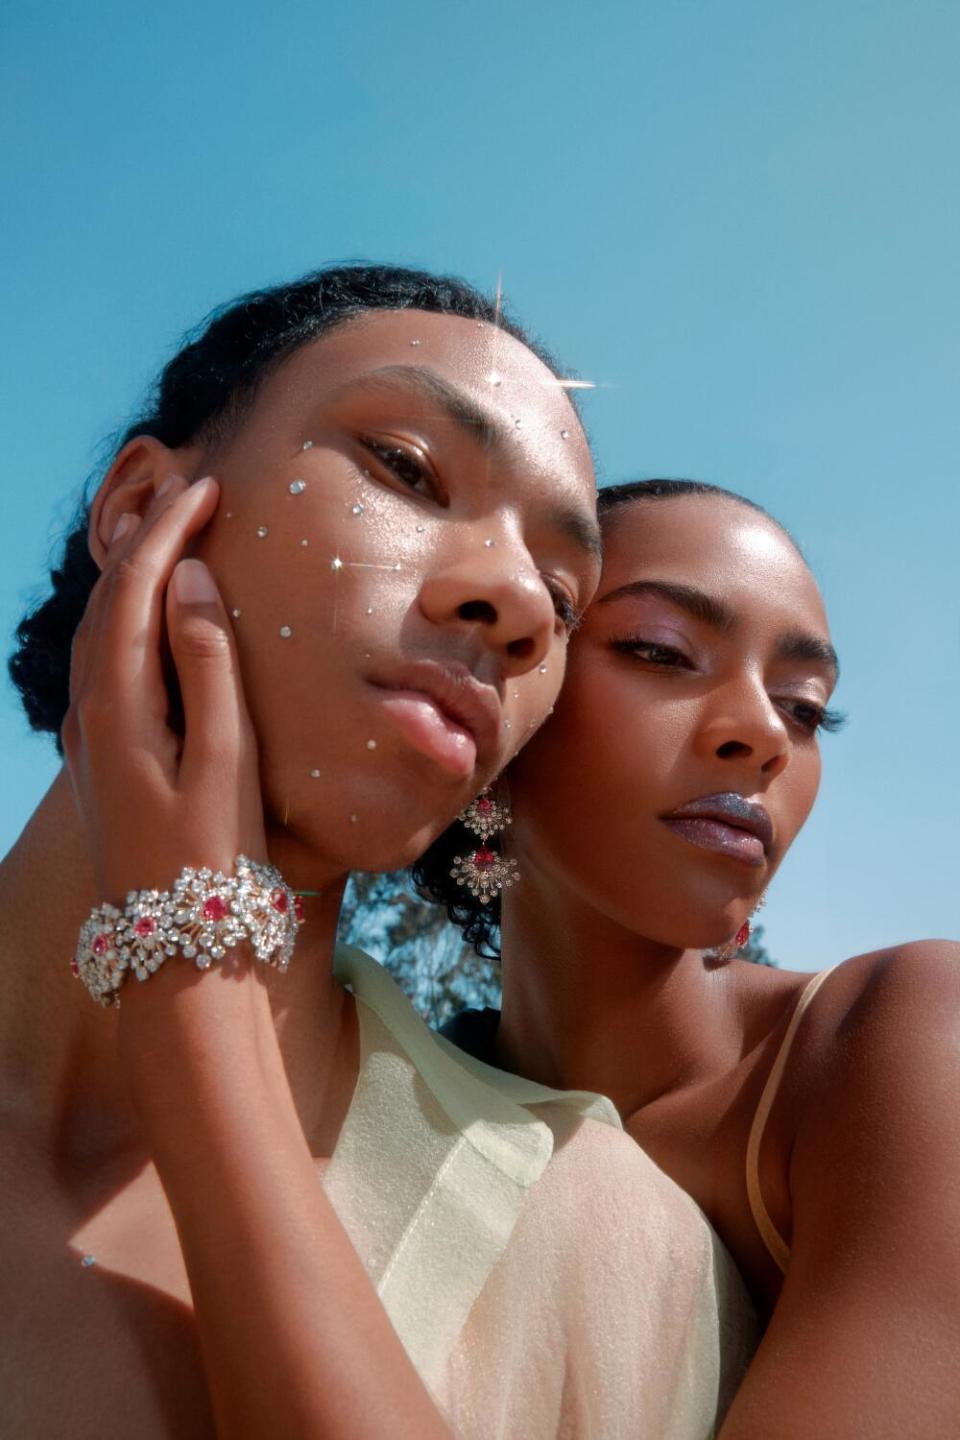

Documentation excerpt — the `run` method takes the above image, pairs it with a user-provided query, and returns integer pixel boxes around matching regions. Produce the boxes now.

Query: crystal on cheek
[231,608,241,619]
[310,769,321,778]
[302,440,314,451]
[279,625,293,639]
[366,739,377,751]
[289,480,306,495]
[257,526,269,539]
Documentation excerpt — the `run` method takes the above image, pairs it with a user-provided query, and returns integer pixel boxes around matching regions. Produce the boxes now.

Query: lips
[367,660,501,780]
[659,792,774,868]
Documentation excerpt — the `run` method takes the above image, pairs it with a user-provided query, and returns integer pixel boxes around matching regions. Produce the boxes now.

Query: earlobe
[88,436,185,569]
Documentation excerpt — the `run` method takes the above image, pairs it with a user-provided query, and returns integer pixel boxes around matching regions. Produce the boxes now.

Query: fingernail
[110,513,136,545]
[173,558,218,604]
[157,473,180,498]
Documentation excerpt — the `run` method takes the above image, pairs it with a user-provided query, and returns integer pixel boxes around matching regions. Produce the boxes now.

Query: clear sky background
[2,1,957,970]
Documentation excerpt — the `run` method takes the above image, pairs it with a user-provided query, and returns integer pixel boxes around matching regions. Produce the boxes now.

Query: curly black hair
[411,478,795,956]
[9,263,563,751]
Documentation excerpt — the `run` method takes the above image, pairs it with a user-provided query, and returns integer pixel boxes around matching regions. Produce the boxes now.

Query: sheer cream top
[329,945,757,1438]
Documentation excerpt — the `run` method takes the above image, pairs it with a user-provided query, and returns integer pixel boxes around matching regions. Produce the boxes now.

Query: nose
[418,539,557,678]
[694,674,790,780]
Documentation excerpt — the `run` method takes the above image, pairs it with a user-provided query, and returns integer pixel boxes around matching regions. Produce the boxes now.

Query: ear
[88,436,198,570]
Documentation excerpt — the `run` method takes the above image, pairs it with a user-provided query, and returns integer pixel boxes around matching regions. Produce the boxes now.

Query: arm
[65,474,452,1439]
[720,942,960,1439]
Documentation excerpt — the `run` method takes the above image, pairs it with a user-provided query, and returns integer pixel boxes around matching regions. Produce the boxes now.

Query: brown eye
[363,438,434,497]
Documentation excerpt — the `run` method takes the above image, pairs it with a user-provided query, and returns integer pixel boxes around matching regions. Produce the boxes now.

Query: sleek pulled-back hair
[9,263,561,749]
[411,477,799,957]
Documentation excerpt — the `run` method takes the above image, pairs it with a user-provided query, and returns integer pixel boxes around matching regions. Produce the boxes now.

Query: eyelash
[611,638,846,736]
[362,437,436,498]
[542,579,582,634]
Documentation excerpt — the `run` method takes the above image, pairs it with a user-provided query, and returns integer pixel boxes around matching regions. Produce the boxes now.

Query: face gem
[560,429,570,440]
[392,563,401,572]
[225,511,233,518]
[231,608,241,618]
[514,418,523,428]
[302,440,314,450]
[257,526,269,538]
[351,503,365,516]
[504,720,512,730]
[366,739,377,751]
[487,373,502,387]
[331,556,343,571]
[280,625,293,638]
[538,663,548,674]
[81,1255,97,1269]
[484,539,496,548]
[349,814,358,824]
[289,480,307,495]
[365,607,374,616]
[512,690,520,699]
[415,524,425,533]
[310,769,321,778]
[301,538,309,547]
[409,339,422,347]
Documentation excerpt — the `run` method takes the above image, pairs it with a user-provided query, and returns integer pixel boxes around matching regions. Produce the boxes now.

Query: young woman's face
[506,495,839,948]
[193,310,600,869]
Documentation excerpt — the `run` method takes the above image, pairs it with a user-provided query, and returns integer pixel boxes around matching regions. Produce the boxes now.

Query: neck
[0,770,352,1165]
[497,859,746,1118]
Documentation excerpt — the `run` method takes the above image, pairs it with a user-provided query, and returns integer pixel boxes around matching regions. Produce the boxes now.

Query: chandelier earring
[450,785,519,904]
[709,891,767,963]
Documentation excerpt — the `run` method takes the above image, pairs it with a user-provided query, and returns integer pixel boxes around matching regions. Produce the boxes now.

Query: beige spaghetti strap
[745,965,842,1273]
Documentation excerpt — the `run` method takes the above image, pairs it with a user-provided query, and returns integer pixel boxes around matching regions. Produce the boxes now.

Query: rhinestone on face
[366,739,377,751]
[365,607,374,616]
[231,608,241,619]
[560,429,570,440]
[289,480,306,495]
[302,440,314,450]
[487,373,502,387]
[392,563,401,572]
[279,625,292,638]
[484,539,496,548]
[410,338,421,347]
[310,768,321,778]
[538,663,548,674]
[301,539,309,547]
[257,526,269,539]
[415,524,425,533]
[331,556,343,571]
[81,1254,97,1269]
[351,503,364,516]
[515,418,523,428]
[349,814,358,824]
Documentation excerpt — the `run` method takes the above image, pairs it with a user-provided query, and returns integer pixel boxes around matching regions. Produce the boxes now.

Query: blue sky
[2,0,957,968]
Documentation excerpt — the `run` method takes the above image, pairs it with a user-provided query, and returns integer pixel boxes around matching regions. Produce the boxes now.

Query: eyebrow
[598,578,840,676]
[345,365,505,450]
[336,364,603,562]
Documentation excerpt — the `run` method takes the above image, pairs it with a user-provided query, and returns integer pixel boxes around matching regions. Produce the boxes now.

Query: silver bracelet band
[72,856,303,1007]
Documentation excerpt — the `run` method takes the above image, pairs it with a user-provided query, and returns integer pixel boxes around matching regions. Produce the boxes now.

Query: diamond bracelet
[72,856,305,1008]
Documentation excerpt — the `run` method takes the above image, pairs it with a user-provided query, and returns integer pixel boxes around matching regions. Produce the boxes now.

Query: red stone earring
[450,786,519,905]
[710,892,767,962]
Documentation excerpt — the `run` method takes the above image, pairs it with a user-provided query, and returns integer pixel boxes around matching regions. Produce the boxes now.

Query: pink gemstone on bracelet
[293,895,305,924]
[269,886,288,914]
[202,895,228,922]
[134,917,157,938]
[92,933,109,956]
[70,958,80,977]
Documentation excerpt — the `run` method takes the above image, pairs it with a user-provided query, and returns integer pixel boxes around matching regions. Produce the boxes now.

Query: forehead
[599,495,829,631]
[253,309,589,465]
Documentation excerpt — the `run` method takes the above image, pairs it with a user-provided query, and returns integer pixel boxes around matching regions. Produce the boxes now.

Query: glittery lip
[659,792,774,867]
[367,660,501,776]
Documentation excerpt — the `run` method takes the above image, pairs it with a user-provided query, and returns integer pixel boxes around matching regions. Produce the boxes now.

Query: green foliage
[741,922,778,967]
[337,870,500,1027]
[337,875,778,1025]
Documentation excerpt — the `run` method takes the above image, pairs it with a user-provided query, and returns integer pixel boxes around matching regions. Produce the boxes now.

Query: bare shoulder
[797,938,960,1097]
[719,942,960,1437]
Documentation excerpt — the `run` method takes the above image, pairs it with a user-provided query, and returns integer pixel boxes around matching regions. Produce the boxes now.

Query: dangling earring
[710,892,766,962]
[450,786,519,904]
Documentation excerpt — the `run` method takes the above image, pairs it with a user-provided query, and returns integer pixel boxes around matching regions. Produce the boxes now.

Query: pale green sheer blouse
[327,946,756,1439]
